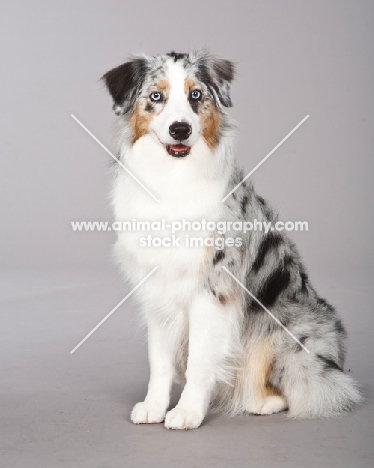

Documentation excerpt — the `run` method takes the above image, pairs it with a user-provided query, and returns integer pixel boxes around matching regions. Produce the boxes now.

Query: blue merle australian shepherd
[102,49,362,429]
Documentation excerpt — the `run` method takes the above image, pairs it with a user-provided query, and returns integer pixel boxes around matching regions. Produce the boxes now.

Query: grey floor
[1,265,373,467]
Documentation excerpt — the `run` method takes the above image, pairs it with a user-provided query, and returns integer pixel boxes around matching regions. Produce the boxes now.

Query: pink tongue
[170,144,189,152]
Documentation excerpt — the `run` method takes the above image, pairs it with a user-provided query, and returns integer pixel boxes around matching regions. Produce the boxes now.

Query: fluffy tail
[282,357,363,418]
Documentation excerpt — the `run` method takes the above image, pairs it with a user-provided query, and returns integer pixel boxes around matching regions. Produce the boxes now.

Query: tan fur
[218,294,227,305]
[184,76,197,93]
[219,289,239,306]
[184,76,220,149]
[200,101,220,149]
[156,78,169,94]
[130,102,153,143]
[235,337,282,407]
[198,246,213,278]
[130,80,170,143]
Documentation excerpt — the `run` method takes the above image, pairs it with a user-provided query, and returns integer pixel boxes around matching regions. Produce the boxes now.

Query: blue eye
[190,89,201,100]
[150,91,162,102]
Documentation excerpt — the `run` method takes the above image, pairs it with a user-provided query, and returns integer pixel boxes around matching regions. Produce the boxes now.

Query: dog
[102,49,362,429]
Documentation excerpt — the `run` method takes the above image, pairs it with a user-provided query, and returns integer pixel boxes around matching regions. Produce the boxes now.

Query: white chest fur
[112,136,227,265]
[110,133,234,315]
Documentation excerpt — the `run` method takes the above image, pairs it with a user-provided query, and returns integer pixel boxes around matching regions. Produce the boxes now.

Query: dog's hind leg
[240,337,288,415]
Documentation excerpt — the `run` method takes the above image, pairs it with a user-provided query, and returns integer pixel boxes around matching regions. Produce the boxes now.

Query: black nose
[169,122,192,141]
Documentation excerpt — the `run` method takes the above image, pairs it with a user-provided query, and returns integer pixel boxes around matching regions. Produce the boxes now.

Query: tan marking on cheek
[200,101,220,149]
[130,102,153,144]
[184,76,197,93]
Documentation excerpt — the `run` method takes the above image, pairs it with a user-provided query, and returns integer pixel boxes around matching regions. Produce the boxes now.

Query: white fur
[111,59,237,429]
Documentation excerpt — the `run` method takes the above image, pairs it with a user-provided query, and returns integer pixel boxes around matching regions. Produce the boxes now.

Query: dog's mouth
[166,144,191,158]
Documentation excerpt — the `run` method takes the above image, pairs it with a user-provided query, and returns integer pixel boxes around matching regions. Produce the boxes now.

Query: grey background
[1,1,373,467]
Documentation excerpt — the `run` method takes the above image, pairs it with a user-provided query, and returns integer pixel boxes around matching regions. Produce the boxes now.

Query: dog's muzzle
[169,121,192,141]
[167,121,192,157]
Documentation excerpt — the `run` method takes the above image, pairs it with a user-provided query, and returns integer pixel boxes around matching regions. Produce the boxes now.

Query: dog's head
[102,49,235,157]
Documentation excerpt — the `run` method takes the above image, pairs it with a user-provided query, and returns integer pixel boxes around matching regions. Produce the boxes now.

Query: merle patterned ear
[194,51,235,108]
[102,58,147,115]
[211,57,235,107]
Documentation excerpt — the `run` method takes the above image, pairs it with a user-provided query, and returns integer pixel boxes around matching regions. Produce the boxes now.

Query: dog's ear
[210,57,235,107]
[193,50,235,108]
[102,58,147,115]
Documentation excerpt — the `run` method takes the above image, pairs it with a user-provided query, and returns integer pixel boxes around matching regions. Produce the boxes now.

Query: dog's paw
[131,401,166,424]
[250,395,288,415]
[164,407,204,430]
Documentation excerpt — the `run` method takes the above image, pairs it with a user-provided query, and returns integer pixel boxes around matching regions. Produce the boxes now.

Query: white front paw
[164,407,204,430]
[131,401,166,424]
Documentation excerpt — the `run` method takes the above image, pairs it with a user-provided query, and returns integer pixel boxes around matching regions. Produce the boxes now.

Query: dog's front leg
[131,317,178,424]
[165,291,235,430]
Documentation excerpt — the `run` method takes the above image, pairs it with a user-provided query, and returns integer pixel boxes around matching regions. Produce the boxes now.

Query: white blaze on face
[149,59,201,147]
